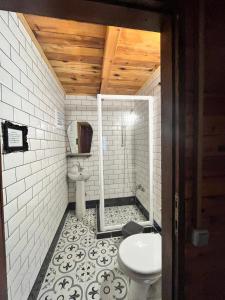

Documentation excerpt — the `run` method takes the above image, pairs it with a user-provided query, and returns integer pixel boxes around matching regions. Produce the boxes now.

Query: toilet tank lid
[119,233,161,275]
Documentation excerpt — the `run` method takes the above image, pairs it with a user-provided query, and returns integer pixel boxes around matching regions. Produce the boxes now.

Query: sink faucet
[73,161,84,172]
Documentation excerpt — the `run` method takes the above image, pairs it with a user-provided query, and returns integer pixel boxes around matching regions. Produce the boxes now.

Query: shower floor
[104,204,148,227]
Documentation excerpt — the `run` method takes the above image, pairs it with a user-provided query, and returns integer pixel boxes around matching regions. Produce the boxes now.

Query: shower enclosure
[97,94,154,232]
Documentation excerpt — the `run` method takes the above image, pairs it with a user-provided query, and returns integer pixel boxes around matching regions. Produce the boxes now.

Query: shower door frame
[97,94,154,232]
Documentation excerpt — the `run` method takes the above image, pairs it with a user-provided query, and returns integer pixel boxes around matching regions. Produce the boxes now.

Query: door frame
[0,143,8,299]
[0,1,184,300]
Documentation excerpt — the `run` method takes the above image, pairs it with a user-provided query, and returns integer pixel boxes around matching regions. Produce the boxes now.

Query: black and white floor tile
[104,205,147,227]
[37,209,129,300]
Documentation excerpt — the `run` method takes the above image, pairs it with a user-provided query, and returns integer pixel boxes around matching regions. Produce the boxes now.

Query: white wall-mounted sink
[68,163,91,220]
[68,172,91,182]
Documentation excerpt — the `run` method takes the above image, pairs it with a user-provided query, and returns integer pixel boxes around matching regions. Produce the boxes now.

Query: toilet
[118,233,161,300]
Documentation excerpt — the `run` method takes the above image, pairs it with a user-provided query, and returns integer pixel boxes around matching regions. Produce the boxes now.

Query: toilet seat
[119,233,161,275]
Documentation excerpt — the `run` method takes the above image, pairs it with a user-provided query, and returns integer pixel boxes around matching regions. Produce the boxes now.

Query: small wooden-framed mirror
[77,122,93,153]
[67,121,93,154]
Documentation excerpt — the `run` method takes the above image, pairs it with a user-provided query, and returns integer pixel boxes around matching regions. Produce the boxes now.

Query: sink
[68,165,91,220]
[68,172,91,182]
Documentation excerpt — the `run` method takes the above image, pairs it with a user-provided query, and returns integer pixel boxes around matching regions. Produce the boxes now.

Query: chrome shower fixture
[136,184,145,192]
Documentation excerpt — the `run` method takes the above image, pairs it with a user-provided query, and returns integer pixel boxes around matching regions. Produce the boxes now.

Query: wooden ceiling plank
[117,45,160,57]
[108,79,146,87]
[105,88,137,95]
[41,44,104,57]
[61,77,100,85]
[33,31,105,49]
[66,86,99,94]
[107,84,142,90]
[116,51,160,63]
[100,26,121,93]
[23,14,160,96]
[109,73,151,82]
[17,13,65,93]
[119,29,160,45]
[113,57,160,69]
[24,14,106,38]
[46,53,103,65]
[53,67,101,77]
[112,64,158,72]
[110,67,156,77]
[50,61,102,70]
[57,75,101,83]
[67,93,97,96]
[24,14,106,94]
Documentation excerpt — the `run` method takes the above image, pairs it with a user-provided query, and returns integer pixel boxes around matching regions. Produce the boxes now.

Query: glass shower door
[97,95,153,232]
[102,100,136,229]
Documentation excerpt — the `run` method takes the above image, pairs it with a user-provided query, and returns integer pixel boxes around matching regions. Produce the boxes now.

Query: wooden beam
[0,0,162,32]
[17,13,65,94]
[100,27,121,93]
[194,0,205,230]
[161,13,174,300]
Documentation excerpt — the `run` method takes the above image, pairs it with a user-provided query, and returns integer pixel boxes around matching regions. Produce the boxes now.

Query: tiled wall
[134,101,150,211]
[65,96,135,202]
[0,11,68,299]
[137,67,161,226]
[65,96,99,202]
[102,100,135,199]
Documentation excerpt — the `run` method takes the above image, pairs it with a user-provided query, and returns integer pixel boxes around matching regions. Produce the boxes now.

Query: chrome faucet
[73,161,84,172]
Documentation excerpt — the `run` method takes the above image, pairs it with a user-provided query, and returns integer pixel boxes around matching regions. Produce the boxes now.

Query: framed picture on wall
[1,121,29,153]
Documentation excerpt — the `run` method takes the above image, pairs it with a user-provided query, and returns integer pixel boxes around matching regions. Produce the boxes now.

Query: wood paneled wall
[184,1,225,299]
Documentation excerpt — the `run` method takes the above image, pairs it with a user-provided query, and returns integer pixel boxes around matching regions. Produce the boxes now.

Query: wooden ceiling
[24,14,160,95]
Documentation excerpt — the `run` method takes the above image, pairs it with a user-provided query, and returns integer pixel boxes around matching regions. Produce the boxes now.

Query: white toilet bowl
[118,233,161,300]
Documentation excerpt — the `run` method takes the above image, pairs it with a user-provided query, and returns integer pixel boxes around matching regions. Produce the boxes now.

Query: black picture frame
[1,121,29,153]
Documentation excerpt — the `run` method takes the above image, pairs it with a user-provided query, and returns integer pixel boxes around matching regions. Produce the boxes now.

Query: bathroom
[0,10,162,300]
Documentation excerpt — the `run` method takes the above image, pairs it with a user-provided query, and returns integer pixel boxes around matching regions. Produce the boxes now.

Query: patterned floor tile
[104,205,147,226]
[37,209,129,300]
[86,268,127,300]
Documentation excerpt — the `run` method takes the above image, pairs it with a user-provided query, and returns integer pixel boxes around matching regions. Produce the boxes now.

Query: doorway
[0,145,7,300]
[0,2,179,300]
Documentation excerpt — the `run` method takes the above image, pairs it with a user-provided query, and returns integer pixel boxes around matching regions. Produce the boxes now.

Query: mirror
[67,121,93,154]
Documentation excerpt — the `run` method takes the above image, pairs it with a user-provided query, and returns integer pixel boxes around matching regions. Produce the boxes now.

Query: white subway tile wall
[0,11,68,300]
[134,100,150,211]
[137,67,161,226]
[65,96,99,202]
[102,101,135,199]
[65,93,161,222]
[65,97,135,203]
